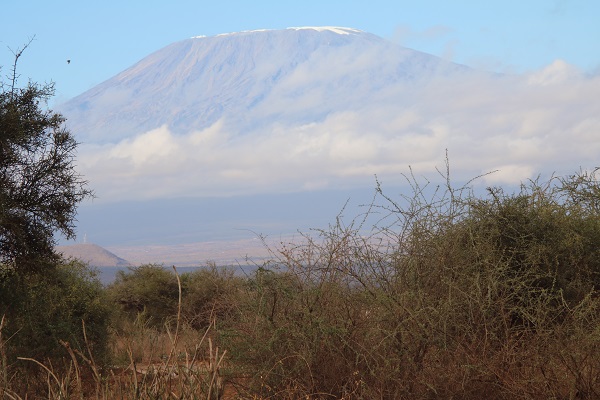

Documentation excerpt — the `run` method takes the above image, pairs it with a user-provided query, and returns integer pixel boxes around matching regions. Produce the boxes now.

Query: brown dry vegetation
[2,164,600,399]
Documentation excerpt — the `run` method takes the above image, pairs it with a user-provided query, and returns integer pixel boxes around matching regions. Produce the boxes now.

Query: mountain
[59,27,466,143]
[52,27,599,252]
[56,243,131,268]
[56,27,474,248]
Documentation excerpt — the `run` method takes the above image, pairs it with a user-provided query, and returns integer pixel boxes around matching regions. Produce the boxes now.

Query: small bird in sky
[67,59,71,64]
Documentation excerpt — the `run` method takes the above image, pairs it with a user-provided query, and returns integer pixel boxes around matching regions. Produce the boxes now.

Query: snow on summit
[287,26,363,35]
[209,26,362,38]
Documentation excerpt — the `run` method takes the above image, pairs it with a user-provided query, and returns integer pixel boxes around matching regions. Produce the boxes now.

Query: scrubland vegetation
[2,165,600,399]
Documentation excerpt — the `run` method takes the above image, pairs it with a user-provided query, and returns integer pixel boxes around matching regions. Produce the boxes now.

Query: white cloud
[482,164,535,185]
[78,60,600,202]
[109,126,180,168]
[527,59,581,86]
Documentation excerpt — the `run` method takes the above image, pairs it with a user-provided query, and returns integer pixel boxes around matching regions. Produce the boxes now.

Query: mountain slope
[56,243,131,267]
[59,27,464,143]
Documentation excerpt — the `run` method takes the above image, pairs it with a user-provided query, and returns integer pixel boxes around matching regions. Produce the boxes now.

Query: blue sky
[2,0,599,104]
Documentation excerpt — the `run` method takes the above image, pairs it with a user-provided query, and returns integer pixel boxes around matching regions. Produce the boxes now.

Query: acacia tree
[0,47,92,272]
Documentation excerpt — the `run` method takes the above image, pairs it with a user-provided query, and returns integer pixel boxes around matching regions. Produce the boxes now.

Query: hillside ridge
[56,243,131,268]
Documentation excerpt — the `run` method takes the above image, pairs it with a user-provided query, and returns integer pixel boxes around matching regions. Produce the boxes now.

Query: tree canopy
[0,58,91,272]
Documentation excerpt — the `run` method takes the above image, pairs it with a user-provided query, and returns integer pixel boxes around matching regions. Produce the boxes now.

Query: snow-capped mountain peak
[59,27,463,143]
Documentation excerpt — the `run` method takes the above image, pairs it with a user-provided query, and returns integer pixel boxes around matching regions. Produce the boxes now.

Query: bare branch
[7,35,36,95]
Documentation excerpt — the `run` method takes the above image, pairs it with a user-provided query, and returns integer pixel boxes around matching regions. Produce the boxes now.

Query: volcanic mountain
[53,27,597,252]
[57,27,474,248]
[59,27,465,143]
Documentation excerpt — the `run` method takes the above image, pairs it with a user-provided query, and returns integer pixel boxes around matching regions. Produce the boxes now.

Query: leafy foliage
[180,264,243,330]
[108,264,243,331]
[0,260,110,369]
[108,264,180,329]
[0,70,92,272]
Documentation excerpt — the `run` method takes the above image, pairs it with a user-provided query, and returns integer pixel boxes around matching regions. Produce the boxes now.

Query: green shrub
[107,263,243,332]
[107,264,180,329]
[0,259,110,380]
[180,264,243,330]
